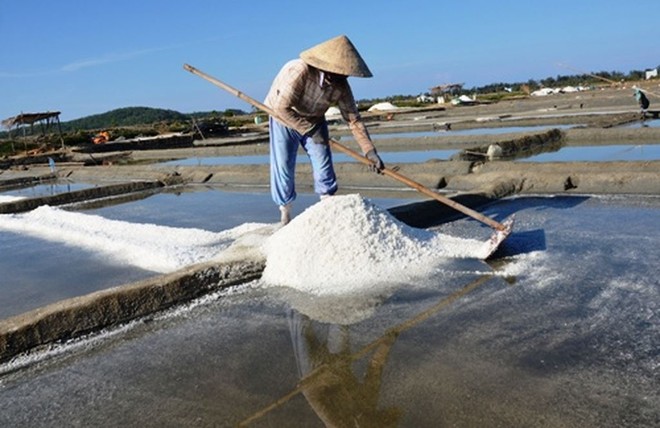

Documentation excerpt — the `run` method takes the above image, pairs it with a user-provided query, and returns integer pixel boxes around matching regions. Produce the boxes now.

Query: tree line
[58,106,247,133]
[359,67,659,105]
[2,67,657,136]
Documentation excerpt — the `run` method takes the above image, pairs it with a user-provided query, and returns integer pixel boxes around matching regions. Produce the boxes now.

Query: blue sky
[1,1,658,122]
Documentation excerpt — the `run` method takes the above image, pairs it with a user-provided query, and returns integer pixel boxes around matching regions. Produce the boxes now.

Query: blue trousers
[269,117,337,206]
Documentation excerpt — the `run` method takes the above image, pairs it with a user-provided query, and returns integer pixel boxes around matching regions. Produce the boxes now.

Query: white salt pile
[367,102,399,112]
[261,194,489,296]
[0,205,267,273]
[0,195,25,203]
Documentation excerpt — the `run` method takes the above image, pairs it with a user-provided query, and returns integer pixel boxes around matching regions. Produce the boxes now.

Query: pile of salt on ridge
[0,205,266,273]
[261,194,488,295]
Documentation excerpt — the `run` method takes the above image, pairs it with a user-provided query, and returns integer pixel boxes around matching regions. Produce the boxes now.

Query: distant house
[430,83,464,97]
[1,111,65,149]
[429,83,464,104]
[646,68,658,80]
[416,94,435,103]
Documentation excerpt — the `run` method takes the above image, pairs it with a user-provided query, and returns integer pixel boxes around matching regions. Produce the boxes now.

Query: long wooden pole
[183,63,507,231]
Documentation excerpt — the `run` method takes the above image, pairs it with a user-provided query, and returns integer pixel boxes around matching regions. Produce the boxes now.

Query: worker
[264,35,384,225]
[633,86,650,117]
[287,310,401,426]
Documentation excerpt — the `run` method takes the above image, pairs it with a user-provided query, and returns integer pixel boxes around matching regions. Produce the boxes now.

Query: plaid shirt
[265,59,375,154]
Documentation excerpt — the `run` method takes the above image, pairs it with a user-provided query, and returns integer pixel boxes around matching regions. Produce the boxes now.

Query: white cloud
[60,46,171,72]
[0,43,182,78]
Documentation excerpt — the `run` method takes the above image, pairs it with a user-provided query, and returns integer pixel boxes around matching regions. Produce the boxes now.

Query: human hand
[365,149,384,173]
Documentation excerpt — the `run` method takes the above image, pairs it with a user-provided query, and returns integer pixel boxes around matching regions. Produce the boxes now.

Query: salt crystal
[0,205,267,273]
[0,195,25,203]
[261,194,487,295]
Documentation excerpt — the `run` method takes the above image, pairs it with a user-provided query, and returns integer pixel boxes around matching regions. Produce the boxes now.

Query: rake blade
[482,215,515,259]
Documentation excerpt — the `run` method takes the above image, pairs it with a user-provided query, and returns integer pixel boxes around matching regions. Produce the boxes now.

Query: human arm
[336,81,375,154]
[337,83,384,172]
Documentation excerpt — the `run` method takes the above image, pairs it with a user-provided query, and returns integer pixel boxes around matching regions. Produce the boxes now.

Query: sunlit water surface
[0,194,657,427]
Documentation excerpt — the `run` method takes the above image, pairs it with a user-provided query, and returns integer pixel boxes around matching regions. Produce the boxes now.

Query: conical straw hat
[300,35,372,78]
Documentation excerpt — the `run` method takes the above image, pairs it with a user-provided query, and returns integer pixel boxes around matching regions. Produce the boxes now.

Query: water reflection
[286,311,401,427]
[273,288,386,325]
[240,275,492,426]
[1,181,90,199]
[521,144,660,162]
[622,118,660,128]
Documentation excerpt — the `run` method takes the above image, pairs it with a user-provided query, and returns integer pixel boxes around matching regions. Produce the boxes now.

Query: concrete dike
[0,257,265,364]
[0,179,167,214]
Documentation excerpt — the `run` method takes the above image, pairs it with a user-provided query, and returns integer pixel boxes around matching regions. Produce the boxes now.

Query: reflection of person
[264,35,385,225]
[289,311,401,427]
[634,86,650,117]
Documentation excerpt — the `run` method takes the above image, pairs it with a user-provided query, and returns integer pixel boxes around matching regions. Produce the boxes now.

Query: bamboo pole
[182,64,508,232]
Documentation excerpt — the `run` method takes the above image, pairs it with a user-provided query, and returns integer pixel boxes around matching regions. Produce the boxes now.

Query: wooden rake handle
[182,63,506,231]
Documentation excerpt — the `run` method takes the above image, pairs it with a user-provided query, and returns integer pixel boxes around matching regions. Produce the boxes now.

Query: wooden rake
[183,64,514,258]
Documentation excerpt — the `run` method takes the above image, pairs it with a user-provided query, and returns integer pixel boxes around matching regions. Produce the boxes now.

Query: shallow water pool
[160,149,461,166]
[160,142,660,166]
[0,181,93,200]
[1,194,658,427]
[521,143,660,162]
[160,124,578,167]
[623,118,660,128]
[369,123,576,138]
[0,187,412,319]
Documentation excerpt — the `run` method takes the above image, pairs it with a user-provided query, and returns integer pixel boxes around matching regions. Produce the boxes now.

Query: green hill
[61,106,189,131]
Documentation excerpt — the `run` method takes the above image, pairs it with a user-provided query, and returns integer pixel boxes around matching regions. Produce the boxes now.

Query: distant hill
[61,107,190,131]
[57,106,251,132]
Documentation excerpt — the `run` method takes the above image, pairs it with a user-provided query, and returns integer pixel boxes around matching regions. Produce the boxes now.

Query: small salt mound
[0,195,25,203]
[367,102,399,112]
[262,194,487,296]
[324,106,341,119]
